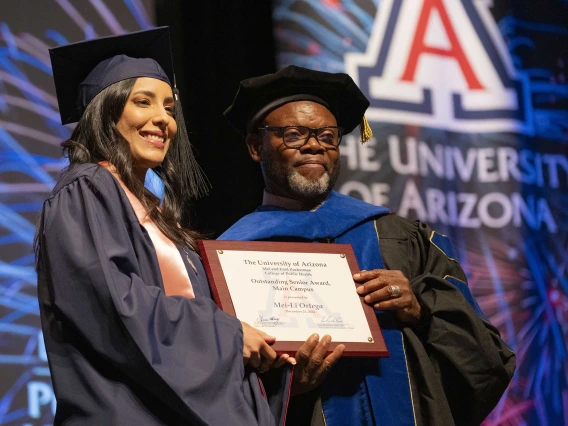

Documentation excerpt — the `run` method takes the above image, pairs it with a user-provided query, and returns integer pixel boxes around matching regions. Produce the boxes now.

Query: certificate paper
[219,250,372,342]
[199,240,388,357]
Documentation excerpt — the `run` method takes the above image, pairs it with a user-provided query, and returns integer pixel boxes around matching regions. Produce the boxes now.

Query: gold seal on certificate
[199,240,388,357]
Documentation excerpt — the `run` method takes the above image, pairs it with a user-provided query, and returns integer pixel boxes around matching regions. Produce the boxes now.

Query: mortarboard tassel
[172,86,211,199]
[359,116,373,143]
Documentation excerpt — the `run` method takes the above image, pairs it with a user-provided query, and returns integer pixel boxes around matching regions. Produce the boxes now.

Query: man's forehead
[265,101,337,124]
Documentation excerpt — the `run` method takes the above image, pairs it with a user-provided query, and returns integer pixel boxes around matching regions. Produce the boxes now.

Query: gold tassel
[359,116,373,143]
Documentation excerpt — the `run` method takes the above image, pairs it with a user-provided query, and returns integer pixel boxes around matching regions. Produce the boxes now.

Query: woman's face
[116,77,177,171]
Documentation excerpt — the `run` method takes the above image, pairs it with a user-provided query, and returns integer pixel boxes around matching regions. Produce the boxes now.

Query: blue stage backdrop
[272,0,568,425]
[0,1,154,424]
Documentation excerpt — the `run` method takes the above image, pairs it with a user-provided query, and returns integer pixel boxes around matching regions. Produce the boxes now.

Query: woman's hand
[241,322,297,372]
[241,321,278,370]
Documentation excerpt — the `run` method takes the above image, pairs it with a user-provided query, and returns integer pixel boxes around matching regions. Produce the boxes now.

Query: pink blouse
[100,163,195,299]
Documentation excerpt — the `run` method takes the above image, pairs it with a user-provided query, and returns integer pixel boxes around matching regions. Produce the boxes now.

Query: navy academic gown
[220,191,515,426]
[36,163,291,426]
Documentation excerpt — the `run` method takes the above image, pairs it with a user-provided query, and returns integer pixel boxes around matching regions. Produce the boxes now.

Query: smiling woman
[116,78,178,177]
[34,27,293,426]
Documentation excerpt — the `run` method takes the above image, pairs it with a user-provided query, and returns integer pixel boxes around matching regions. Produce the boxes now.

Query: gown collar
[221,190,390,241]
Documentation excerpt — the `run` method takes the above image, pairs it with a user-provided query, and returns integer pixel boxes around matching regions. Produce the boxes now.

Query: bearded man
[220,65,515,426]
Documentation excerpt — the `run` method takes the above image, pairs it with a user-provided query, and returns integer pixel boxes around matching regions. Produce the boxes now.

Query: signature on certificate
[256,314,280,323]
[321,315,343,323]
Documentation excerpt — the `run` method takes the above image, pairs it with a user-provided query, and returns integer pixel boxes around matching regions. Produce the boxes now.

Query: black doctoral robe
[37,163,290,425]
[220,191,516,426]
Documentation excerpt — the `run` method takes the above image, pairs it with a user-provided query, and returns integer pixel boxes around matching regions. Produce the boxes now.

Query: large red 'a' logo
[345,0,533,134]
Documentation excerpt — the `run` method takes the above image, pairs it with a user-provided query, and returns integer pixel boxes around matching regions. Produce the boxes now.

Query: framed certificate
[198,240,389,357]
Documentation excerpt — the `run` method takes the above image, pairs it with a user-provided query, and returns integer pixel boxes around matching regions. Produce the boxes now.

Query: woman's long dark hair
[61,78,209,251]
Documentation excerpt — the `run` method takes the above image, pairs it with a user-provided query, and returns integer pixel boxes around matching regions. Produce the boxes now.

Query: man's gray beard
[261,148,340,200]
[287,168,331,198]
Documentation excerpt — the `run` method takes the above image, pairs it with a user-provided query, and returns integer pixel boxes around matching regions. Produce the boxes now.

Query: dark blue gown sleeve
[40,174,264,425]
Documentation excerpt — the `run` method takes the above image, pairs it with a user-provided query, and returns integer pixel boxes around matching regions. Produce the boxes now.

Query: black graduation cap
[50,27,174,125]
[224,65,373,143]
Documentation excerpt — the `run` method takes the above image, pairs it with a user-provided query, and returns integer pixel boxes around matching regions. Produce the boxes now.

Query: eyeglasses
[257,126,344,149]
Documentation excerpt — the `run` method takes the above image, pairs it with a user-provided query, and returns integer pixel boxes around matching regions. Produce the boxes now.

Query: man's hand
[354,269,421,327]
[241,321,277,369]
[291,334,344,396]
